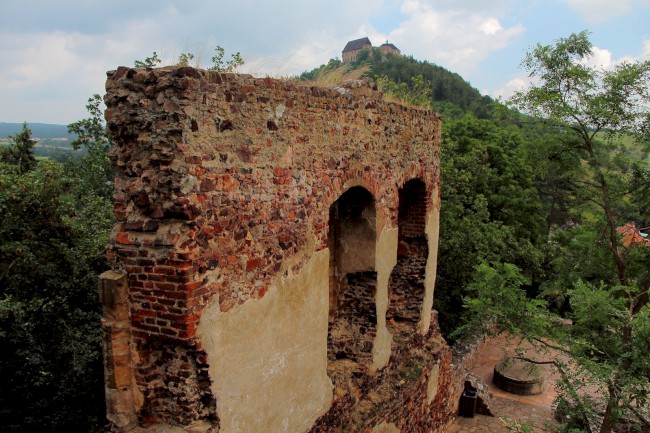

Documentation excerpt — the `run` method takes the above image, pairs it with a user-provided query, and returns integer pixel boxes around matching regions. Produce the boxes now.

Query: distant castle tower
[342,37,372,62]
[342,37,401,62]
[379,41,401,57]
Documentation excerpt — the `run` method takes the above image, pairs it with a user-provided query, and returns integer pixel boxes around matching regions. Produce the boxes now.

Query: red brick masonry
[100,66,473,432]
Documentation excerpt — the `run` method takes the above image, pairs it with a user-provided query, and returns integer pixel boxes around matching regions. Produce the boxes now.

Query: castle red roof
[617,223,650,246]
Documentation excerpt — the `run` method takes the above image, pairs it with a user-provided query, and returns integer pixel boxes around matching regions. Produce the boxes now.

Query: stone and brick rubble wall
[101,66,467,432]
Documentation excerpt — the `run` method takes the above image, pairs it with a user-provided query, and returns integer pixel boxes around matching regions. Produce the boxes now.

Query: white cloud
[0,0,388,122]
[2,0,646,123]
[492,39,650,101]
[640,39,650,61]
[581,46,616,69]
[492,76,529,100]
[0,16,161,123]
[562,0,650,24]
[387,0,524,75]
[244,34,345,77]
[579,43,650,70]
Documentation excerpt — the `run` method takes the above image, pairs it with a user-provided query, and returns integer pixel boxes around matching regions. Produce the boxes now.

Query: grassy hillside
[0,122,76,140]
[300,48,496,120]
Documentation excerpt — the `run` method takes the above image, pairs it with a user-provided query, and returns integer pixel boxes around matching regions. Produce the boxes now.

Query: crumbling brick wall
[101,66,466,433]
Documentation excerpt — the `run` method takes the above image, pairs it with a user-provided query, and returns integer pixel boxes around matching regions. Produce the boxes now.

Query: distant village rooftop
[342,37,401,62]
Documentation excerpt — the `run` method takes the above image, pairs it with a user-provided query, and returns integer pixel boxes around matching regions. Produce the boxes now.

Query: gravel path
[446,335,560,433]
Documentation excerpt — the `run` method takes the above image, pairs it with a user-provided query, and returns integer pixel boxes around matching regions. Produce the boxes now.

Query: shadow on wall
[387,178,428,339]
[327,186,377,396]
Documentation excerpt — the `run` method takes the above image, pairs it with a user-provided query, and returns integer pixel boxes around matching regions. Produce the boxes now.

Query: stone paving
[445,335,560,433]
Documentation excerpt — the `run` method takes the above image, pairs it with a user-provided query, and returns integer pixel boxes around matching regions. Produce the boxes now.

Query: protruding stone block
[99,270,128,309]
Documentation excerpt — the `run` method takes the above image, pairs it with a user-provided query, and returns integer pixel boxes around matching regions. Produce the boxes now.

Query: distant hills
[0,122,80,162]
[0,122,75,139]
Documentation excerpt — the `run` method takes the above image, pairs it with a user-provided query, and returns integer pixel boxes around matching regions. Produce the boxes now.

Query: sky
[1,0,649,124]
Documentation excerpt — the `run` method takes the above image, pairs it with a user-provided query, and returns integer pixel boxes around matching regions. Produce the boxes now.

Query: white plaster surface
[371,421,401,433]
[196,250,332,433]
[420,185,440,335]
[427,363,441,404]
[372,227,398,373]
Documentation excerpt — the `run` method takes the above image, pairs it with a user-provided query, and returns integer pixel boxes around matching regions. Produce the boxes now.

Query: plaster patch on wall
[372,226,398,373]
[196,249,332,433]
[104,68,447,431]
[371,421,401,433]
[419,185,440,335]
[275,104,286,118]
[427,363,441,404]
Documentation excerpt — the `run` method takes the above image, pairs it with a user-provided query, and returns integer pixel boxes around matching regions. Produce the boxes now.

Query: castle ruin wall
[100,66,467,433]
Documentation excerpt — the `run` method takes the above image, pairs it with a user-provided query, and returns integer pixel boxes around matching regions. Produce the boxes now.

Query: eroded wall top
[105,66,441,316]
[103,66,442,428]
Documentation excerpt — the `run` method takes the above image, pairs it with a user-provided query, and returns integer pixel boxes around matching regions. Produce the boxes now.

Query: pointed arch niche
[327,186,377,393]
[387,178,429,338]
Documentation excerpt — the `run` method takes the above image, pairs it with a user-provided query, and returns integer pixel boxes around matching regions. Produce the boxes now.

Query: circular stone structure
[493,358,544,395]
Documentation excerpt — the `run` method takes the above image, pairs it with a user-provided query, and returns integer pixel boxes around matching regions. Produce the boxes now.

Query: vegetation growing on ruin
[134,46,244,72]
[305,34,650,432]
[301,47,494,119]
[1,32,648,432]
[0,97,114,432]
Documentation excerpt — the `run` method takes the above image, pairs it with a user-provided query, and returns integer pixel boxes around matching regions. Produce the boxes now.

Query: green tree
[177,52,195,66]
[208,45,244,72]
[301,51,497,119]
[134,51,162,68]
[0,122,37,174]
[462,32,650,433]
[0,161,112,432]
[0,107,114,432]
[436,115,545,337]
[376,74,432,108]
[67,94,114,200]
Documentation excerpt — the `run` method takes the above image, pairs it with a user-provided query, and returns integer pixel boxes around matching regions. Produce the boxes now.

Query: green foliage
[134,51,162,68]
[376,74,432,108]
[455,263,548,338]
[208,45,244,72]
[436,115,546,337]
[511,31,650,137]
[66,94,114,200]
[0,122,37,174]
[301,52,496,119]
[460,32,650,433]
[0,105,114,431]
[299,58,343,81]
[0,161,112,432]
[177,52,195,66]
[501,417,535,433]
[67,94,111,153]
[134,45,245,71]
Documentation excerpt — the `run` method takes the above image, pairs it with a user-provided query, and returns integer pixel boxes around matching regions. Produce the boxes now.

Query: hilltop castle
[342,37,401,62]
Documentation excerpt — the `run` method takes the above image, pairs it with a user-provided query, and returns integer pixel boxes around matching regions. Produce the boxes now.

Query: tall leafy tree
[0,99,114,432]
[67,94,114,200]
[436,115,546,337]
[462,32,650,433]
[0,122,37,174]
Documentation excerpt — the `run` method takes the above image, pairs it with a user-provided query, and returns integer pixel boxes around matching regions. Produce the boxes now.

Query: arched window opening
[387,179,428,337]
[327,186,377,395]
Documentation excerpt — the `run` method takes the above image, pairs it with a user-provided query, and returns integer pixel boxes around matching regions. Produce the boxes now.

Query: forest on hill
[301,48,494,120]
[1,33,649,433]
[0,123,81,162]
[0,122,73,139]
